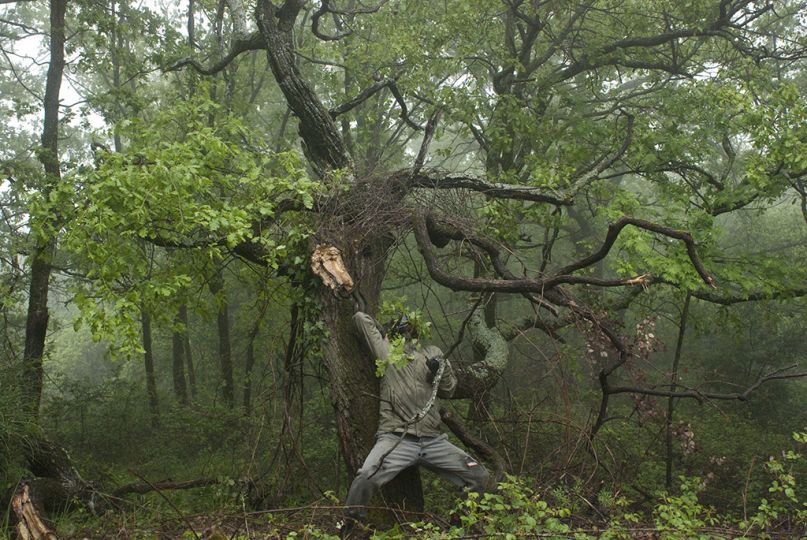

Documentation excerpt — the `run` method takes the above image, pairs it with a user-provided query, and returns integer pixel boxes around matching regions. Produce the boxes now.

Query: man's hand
[427,355,444,383]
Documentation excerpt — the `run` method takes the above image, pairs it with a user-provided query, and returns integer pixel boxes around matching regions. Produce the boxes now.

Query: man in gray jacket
[342,311,490,536]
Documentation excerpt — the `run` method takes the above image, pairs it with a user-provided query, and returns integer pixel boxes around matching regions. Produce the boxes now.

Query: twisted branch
[606,365,807,404]
[406,171,573,206]
[166,32,266,75]
[555,216,715,288]
[330,78,421,130]
[311,0,389,41]
[413,211,713,295]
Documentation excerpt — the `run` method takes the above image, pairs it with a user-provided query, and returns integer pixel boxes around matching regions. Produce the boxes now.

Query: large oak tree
[59,0,807,510]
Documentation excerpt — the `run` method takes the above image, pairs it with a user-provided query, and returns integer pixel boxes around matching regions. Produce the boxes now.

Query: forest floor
[52,506,804,540]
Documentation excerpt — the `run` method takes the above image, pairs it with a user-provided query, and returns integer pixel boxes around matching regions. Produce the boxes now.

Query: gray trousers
[344,432,490,520]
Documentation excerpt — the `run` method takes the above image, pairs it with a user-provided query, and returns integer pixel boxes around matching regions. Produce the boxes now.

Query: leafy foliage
[64,93,319,352]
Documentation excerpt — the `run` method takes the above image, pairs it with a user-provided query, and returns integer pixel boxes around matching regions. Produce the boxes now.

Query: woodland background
[1,0,807,538]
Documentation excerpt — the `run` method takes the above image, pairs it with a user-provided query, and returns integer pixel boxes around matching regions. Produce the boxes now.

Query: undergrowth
[19,435,807,539]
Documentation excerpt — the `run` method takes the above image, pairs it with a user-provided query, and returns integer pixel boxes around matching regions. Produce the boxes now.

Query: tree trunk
[666,293,691,490]
[253,0,421,512]
[140,307,159,427]
[209,269,234,408]
[172,315,188,405]
[318,233,424,515]
[22,0,67,416]
[179,304,197,399]
[22,253,53,416]
[244,296,271,415]
[243,339,256,416]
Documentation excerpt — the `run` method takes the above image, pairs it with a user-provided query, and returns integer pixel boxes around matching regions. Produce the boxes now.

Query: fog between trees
[1,0,807,537]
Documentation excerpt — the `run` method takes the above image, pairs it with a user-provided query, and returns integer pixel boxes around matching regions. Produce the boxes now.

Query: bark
[318,232,424,515]
[22,0,67,415]
[255,0,352,177]
[209,269,234,408]
[319,256,382,474]
[453,311,509,400]
[140,307,159,427]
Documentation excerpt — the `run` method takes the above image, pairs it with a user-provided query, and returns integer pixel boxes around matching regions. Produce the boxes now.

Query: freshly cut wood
[11,483,57,540]
[310,245,354,294]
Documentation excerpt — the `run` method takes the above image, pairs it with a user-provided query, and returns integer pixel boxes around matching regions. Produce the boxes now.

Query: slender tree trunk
[209,269,234,408]
[243,339,256,416]
[179,304,197,399]
[140,307,159,427]
[665,293,691,490]
[172,315,188,405]
[243,298,269,416]
[22,0,67,416]
[110,0,124,152]
[187,0,195,49]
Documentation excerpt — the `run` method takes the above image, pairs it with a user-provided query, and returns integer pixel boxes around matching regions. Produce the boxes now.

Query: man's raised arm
[353,311,389,361]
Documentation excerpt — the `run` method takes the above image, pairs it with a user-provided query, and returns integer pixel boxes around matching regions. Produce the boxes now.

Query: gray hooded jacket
[354,312,457,437]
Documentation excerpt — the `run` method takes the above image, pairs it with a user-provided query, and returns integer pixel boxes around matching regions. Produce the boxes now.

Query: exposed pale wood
[11,484,58,540]
[310,245,355,294]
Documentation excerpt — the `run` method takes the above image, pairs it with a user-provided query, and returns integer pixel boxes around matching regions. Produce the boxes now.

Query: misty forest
[2,0,807,538]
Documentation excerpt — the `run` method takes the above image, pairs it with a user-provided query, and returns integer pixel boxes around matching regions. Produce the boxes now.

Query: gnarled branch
[571,112,634,186]
[605,365,807,404]
[652,277,807,306]
[330,78,421,130]
[452,309,509,399]
[555,216,715,288]
[311,0,389,41]
[166,32,265,76]
[413,212,709,295]
[406,171,573,206]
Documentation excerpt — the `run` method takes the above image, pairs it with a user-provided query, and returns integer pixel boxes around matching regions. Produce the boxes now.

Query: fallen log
[6,435,224,521]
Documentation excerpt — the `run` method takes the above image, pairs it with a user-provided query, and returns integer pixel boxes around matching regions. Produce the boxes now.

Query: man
[341,310,490,537]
